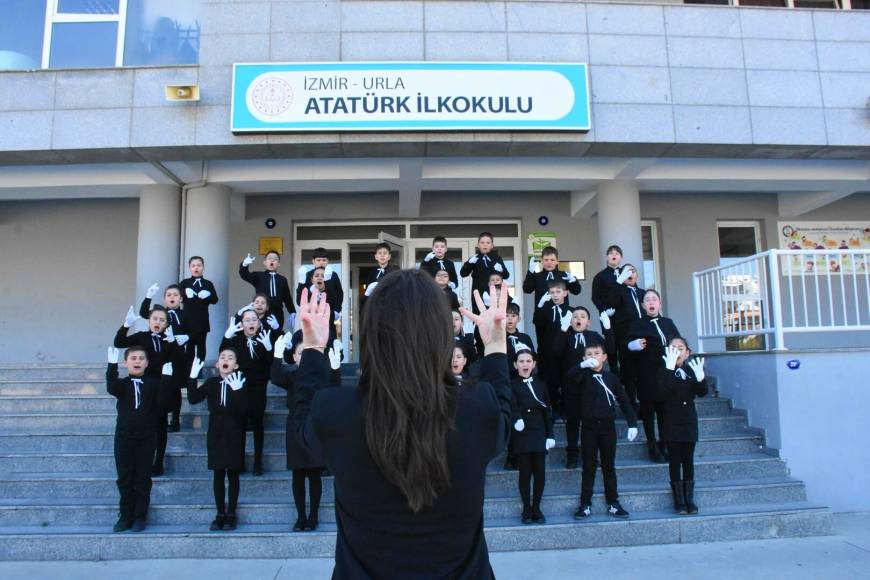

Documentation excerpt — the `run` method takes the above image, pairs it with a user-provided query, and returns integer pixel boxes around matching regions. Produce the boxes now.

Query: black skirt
[207,414,247,471]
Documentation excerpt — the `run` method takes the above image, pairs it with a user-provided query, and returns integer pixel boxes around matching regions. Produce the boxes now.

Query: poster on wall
[778,222,870,274]
[527,232,557,259]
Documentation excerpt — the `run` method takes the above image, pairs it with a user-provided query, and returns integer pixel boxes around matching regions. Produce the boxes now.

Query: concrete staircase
[0,363,833,561]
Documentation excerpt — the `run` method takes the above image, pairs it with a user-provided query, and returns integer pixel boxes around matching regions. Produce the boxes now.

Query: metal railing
[693,249,870,352]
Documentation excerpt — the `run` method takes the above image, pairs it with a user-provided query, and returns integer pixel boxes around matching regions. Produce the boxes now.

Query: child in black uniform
[657,338,707,515]
[421,236,459,290]
[608,264,645,408]
[451,310,477,367]
[523,246,581,346]
[434,270,461,311]
[271,335,326,532]
[240,250,296,329]
[235,293,282,335]
[592,245,623,333]
[511,350,554,524]
[362,243,399,309]
[296,248,344,321]
[451,345,469,382]
[460,232,510,353]
[221,309,273,476]
[567,344,638,520]
[187,351,247,531]
[505,303,534,373]
[179,256,219,361]
[106,345,171,532]
[532,279,572,417]
[626,289,681,464]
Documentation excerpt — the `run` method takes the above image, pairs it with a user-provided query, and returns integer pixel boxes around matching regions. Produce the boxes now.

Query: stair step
[0,503,834,561]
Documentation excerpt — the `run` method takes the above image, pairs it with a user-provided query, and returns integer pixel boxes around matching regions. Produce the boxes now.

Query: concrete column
[183,184,232,359]
[136,185,181,300]
[597,180,644,287]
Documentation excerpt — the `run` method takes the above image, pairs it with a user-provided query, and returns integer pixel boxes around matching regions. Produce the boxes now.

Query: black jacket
[532,302,571,357]
[655,365,708,442]
[270,359,325,471]
[240,264,296,323]
[522,268,581,314]
[179,276,219,333]
[460,250,510,311]
[187,375,249,471]
[292,350,512,580]
[592,266,623,313]
[626,315,681,401]
[220,333,273,414]
[510,376,554,454]
[421,256,459,288]
[106,364,171,434]
[609,284,645,338]
[564,367,638,425]
[554,328,612,375]
[296,268,344,314]
[113,326,186,379]
[361,265,399,308]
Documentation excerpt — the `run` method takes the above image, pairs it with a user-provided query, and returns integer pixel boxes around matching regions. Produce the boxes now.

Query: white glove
[274,333,288,359]
[107,346,120,364]
[627,427,638,442]
[197,290,211,300]
[560,311,573,332]
[616,268,633,285]
[545,438,556,451]
[580,358,597,369]
[189,357,204,379]
[663,346,680,371]
[605,308,616,317]
[257,329,273,352]
[242,253,255,267]
[185,287,195,299]
[297,265,310,283]
[364,282,378,297]
[226,371,246,391]
[163,325,175,343]
[482,291,491,307]
[224,321,242,339]
[328,342,342,370]
[146,283,160,299]
[162,362,173,376]
[175,334,189,346]
[600,311,612,330]
[514,419,525,432]
[332,339,343,356]
[494,263,504,273]
[266,314,280,330]
[424,251,436,262]
[288,313,297,329]
[628,339,646,351]
[323,265,334,280]
[563,272,577,283]
[513,340,532,353]
[334,311,341,321]
[448,281,456,291]
[688,357,706,382]
[468,254,479,265]
[123,306,139,328]
[237,302,255,316]
[537,294,551,308]
[528,256,538,273]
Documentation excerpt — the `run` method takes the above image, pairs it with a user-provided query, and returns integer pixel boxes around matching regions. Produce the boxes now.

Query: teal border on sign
[231,62,590,133]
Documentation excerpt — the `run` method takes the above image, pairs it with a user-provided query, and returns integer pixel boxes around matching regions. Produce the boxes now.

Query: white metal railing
[693,249,870,352]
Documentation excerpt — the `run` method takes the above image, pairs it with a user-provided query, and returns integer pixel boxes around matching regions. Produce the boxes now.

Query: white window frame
[716,221,762,261]
[41,0,128,69]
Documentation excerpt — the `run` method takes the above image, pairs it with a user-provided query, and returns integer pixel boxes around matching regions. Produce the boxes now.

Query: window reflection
[123,0,200,66]
[0,0,46,70]
[50,21,118,68]
[57,0,119,14]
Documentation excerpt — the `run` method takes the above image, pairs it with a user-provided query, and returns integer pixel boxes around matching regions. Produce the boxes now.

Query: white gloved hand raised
[448,281,456,291]
[600,311,612,330]
[514,419,525,432]
[604,308,616,317]
[224,321,242,339]
[273,333,288,359]
[146,283,160,299]
[580,358,598,369]
[242,253,255,267]
[364,282,378,297]
[197,290,211,300]
[424,251,436,262]
[560,310,573,332]
[687,357,706,382]
[163,326,175,343]
[296,265,310,284]
[628,338,646,351]
[545,438,556,451]
[189,357,204,379]
[175,334,189,346]
[467,253,479,265]
[287,313,297,330]
[162,362,173,376]
[185,287,195,299]
[482,291,491,307]
[537,293,552,308]
[237,302,255,317]
[266,314,280,330]
[528,256,538,273]
[257,329,273,352]
[494,263,504,273]
[323,265,334,280]
[123,306,140,329]
[662,346,680,371]
[107,347,120,364]
[328,341,342,370]
[513,341,532,353]
[226,371,246,391]
[616,268,633,285]
[627,427,638,442]
[563,272,577,283]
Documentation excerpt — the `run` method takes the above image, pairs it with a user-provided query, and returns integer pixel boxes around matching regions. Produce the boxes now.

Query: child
[592,245,624,327]
[179,255,219,361]
[235,293,281,335]
[271,335,326,532]
[505,303,534,372]
[482,272,515,308]
[566,344,638,520]
[362,243,399,309]
[298,267,343,322]
[608,264,645,407]
[626,289,680,464]
[434,270,460,311]
[460,232,509,352]
[510,350,554,524]
[421,236,459,290]
[296,247,344,319]
[240,250,296,328]
[532,279,572,416]
[656,339,707,515]
[451,310,477,367]
[523,246,581,344]
[451,345,469,382]
[187,351,247,531]
[105,345,171,532]
[221,309,273,476]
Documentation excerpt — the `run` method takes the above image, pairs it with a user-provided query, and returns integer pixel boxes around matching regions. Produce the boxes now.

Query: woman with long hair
[293,269,512,579]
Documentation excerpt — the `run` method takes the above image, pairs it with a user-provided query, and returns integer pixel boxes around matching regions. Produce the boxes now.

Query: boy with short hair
[296,247,344,320]
[362,243,398,308]
[566,344,638,520]
[240,250,296,328]
[523,246,581,337]
[434,269,460,311]
[179,255,219,361]
[421,236,459,290]
[531,279,572,415]
[505,303,534,372]
[592,245,624,322]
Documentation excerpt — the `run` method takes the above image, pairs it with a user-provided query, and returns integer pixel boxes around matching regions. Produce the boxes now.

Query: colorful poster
[527,232,557,259]
[778,222,870,275]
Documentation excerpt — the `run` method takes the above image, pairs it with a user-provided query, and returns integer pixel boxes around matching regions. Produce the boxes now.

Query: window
[123,0,200,66]
[45,0,124,68]
[641,221,661,293]
[0,0,47,70]
[717,222,763,350]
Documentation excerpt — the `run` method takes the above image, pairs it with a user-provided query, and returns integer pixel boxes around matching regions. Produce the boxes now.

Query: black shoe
[531,508,546,524]
[565,457,578,469]
[130,518,146,532]
[684,481,698,515]
[304,515,318,531]
[647,443,665,464]
[521,507,533,524]
[253,460,264,476]
[113,515,134,532]
[671,481,687,515]
[293,516,305,532]
[151,463,164,477]
[607,501,630,518]
[210,513,225,531]
[223,513,237,531]
[573,504,591,519]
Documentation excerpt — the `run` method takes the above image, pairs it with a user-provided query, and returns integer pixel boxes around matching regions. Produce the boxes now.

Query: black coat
[421,256,459,288]
[113,326,186,380]
[655,365,708,442]
[187,375,248,471]
[555,328,612,376]
[361,265,399,309]
[270,359,325,471]
[106,364,171,434]
[532,303,572,357]
[626,315,681,402]
[506,331,535,361]
[563,367,638,425]
[179,276,219,333]
[591,266,623,313]
[239,264,296,323]
[522,268,581,314]
[460,250,509,312]
[296,268,344,314]
[292,350,512,580]
[220,334,272,415]
[609,284,645,339]
[510,377,554,454]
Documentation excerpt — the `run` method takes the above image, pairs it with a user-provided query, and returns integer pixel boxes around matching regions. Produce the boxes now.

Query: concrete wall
[710,350,870,512]
[0,199,138,363]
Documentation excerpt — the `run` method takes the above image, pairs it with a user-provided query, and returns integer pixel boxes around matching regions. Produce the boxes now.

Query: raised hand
[514,340,532,353]
[364,282,378,297]
[175,334,189,346]
[107,346,120,364]
[662,346,680,370]
[242,253,255,267]
[560,310,573,332]
[600,311,612,330]
[123,306,139,328]
[628,338,647,352]
[273,333,288,359]
[494,263,503,273]
[328,341,342,370]
[299,288,331,350]
[604,308,616,317]
[563,272,577,283]
[146,283,160,299]
[226,371,246,391]
[627,427,638,442]
[467,253,479,265]
[257,329,273,352]
[460,282,508,356]
[528,256,538,273]
[162,362,173,376]
[197,290,211,300]
[514,419,525,432]
[266,314,280,330]
[687,357,706,382]
[580,358,597,369]
[224,321,243,339]
[424,251,436,262]
[237,302,255,316]
[189,357,205,379]
[537,293,551,308]
[163,326,175,342]
[185,287,195,299]
[323,265,334,280]
[616,268,633,285]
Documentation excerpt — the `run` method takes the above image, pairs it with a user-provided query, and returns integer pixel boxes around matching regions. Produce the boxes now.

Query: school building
[0,0,869,560]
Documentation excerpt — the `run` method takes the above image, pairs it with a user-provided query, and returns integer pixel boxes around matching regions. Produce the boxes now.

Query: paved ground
[1,513,867,579]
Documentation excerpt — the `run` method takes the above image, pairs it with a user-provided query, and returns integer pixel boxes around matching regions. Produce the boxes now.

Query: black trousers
[580,418,618,506]
[213,468,241,514]
[616,342,638,408]
[115,431,156,519]
[153,413,168,467]
[668,441,696,481]
[639,400,666,444]
[516,452,546,511]
[188,332,208,363]
[565,417,580,460]
[248,411,265,465]
[538,354,564,413]
[292,468,323,519]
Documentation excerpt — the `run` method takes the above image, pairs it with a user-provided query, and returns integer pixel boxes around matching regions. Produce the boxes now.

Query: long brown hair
[359,269,458,512]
